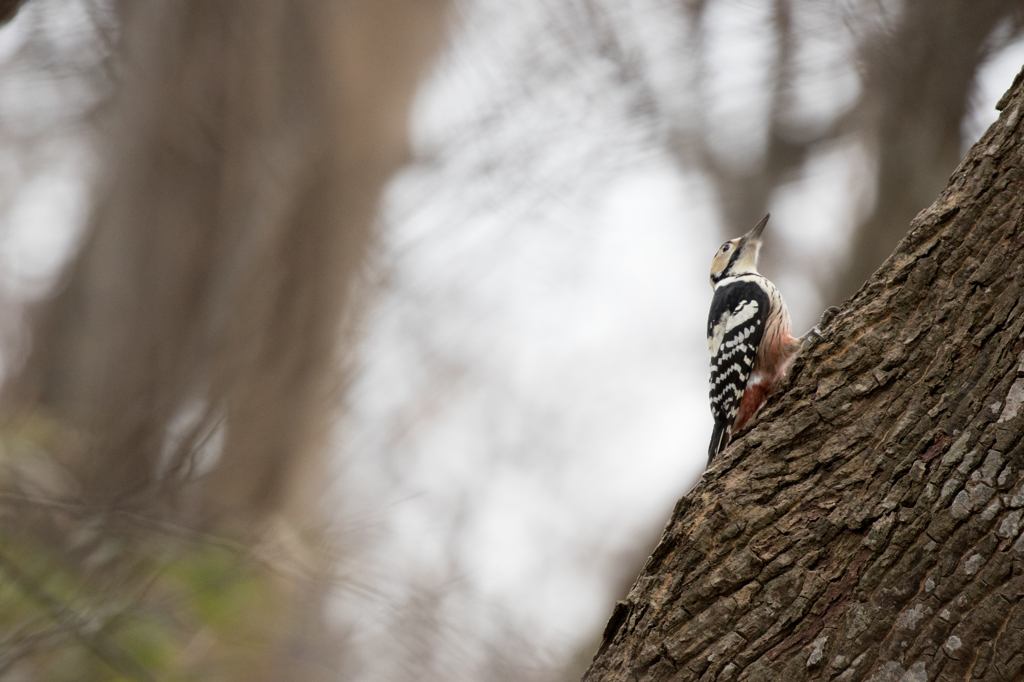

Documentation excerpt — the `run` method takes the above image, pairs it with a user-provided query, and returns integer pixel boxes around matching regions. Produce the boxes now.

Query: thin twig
[0,547,154,682]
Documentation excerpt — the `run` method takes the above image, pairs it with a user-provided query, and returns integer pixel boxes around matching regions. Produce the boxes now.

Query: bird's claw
[819,306,841,328]
[801,325,823,347]
[800,307,841,347]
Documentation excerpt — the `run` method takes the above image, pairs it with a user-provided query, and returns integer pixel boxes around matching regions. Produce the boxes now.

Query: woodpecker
[706,214,804,463]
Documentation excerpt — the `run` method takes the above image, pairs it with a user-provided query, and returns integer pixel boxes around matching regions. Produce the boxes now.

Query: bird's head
[709,213,768,289]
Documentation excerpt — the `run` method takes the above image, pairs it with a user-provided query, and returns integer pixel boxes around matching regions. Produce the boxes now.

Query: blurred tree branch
[0,0,25,25]
[834,0,1024,301]
[0,547,154,682]
[586,0,1024,303]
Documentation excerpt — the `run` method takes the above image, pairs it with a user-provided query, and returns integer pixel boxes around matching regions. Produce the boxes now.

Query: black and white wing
[706,280,769,461]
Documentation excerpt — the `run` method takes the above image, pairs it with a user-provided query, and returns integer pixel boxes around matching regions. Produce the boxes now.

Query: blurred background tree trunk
[585,70,1024,682]
[833,0,1023,302]
[666,0,1024,308]
[7,0,447,528]
[0,0,447,679]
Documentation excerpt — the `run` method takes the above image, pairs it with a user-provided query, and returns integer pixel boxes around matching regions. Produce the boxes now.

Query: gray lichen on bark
[584,66,1024,682]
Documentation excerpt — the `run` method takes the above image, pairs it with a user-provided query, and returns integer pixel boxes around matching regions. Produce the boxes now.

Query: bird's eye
[722,244,731,252]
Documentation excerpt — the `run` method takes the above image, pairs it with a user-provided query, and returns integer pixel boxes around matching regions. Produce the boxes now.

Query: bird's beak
[745,213,769,243]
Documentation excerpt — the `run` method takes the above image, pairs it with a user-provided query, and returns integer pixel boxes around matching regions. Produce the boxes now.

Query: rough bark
[584,68,1024,682]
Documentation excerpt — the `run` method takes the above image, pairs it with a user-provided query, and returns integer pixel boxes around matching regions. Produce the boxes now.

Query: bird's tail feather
[708,422,729,464]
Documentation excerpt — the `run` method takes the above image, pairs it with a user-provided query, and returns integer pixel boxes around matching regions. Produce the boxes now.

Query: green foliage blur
[0,418,289,681]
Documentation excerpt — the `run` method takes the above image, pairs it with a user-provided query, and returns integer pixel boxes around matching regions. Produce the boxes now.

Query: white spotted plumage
[706,215,799,464]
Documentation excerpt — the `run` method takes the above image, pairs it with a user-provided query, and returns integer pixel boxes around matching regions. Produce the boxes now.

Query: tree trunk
[584,68,1024,682]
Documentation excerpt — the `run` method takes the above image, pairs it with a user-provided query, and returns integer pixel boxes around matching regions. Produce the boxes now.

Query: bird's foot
[800,306,841,347]
[819,306,841,328]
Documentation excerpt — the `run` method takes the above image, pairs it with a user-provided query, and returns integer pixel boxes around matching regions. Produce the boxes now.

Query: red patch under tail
[732,382,771,433]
